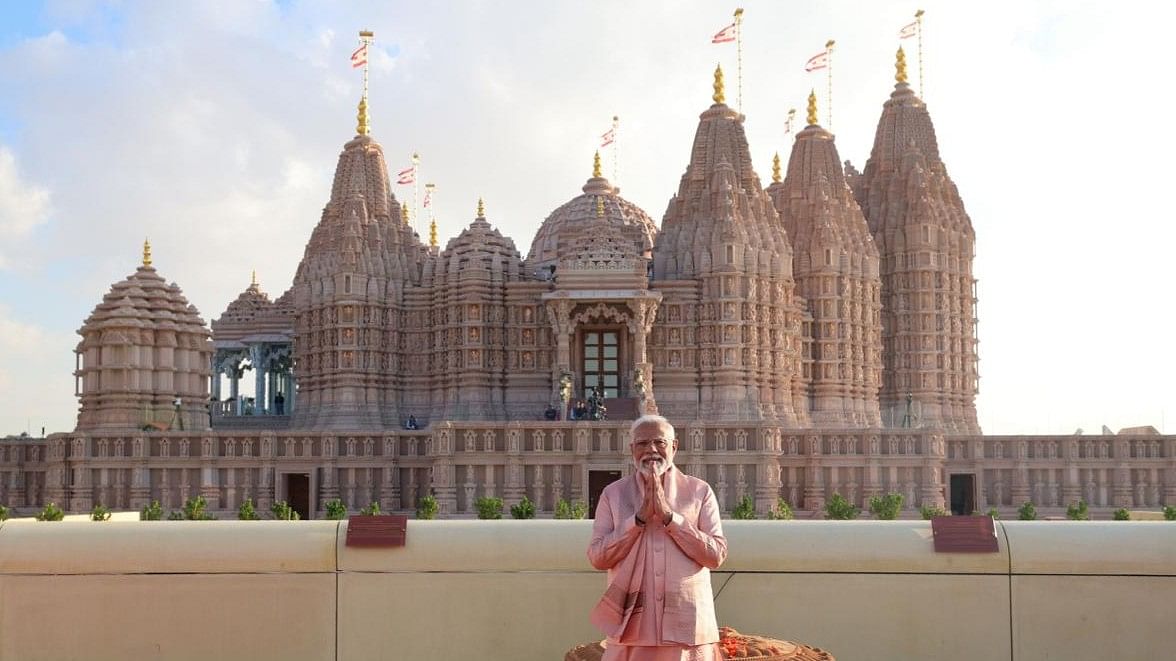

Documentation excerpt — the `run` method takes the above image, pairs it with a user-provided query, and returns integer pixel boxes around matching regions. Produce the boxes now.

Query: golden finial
[807,89,818,126]
[401,204,409,225]
[593,151,602,178]
[429,219,438,247]
[772,153,781,183]
[712,64,725,104]
[357,96,370,136]
[596,195,605,217]
[896,46,908,84]
[477,197,485,218]
[251,269,257,286]
[142,238,152,267]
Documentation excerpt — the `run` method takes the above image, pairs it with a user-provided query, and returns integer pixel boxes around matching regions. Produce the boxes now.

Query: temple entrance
[949,474,975,515]
[580,329,622,398]
[588,470,622,519]
[284,473,311,520]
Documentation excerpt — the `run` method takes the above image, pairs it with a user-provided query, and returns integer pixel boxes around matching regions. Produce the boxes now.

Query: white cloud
[0,305,76,436]
[0,146,52,268]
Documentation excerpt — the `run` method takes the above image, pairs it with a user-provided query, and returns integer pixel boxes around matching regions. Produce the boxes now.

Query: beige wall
[1,520,1175,660]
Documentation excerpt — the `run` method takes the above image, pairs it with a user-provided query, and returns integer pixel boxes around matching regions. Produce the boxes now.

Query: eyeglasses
[632,439,670,451]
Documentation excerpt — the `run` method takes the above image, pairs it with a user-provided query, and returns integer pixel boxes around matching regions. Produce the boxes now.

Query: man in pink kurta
[588,415,728,660]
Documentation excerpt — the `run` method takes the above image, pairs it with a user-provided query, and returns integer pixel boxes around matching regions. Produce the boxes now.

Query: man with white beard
[587,415,727,660]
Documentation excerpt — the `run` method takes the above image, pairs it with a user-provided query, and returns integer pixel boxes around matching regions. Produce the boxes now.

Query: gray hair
[629,414,676,440]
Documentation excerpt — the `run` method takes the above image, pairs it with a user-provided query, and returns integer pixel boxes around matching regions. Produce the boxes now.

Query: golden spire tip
[593,151,602,178]
[429,219,438,247]
[251,269,257,286]
[807,89,818,126]
[477,197,485,218]
[772,152,781,183]
[142,238,152,267]
[596,195,605,218]
[356,96,370,136]
[895,46,909,84]
[712,63,725,105]
[401,204,409,225]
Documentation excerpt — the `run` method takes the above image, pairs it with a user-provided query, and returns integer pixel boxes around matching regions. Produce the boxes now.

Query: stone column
[545,300,574,403]
[230,366,242,415]
[802,434,826,511]
[200,435,221,510]
[250,345,265,414]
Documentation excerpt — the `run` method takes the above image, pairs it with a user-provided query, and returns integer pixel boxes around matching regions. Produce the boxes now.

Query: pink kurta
[588,466,727,660]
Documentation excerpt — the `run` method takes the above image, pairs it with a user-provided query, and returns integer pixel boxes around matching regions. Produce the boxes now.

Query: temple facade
[2,52,1171,520]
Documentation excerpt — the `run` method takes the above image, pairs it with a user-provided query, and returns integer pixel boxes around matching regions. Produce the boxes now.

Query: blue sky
[0,0,1173,436]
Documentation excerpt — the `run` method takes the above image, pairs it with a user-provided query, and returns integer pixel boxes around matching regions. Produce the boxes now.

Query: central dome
[525,165,657,273]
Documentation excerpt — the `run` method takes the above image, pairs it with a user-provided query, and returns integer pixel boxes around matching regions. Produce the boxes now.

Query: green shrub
[167,510,185,520]
[731,495,757,520]
[554,498,588,519]
[1065,500,1090,521]
[475,496,504,520]
[919,504,948,519]
[36,502,64,521]
[324,498,348,520]
[1017,501,1037,521]
[416,494,439,520]
[1113,508,1131,521]
[824,493,860,520]
[868,492,905,520]
[237,498,261,521]
[180,495,216,520]
[90,504,112,522]
[509,495,536,519]
[986,507,1000,519]
[359,501,382,516]
[271,500,300,520]
[1164,505,1176,521]
[140,500,163,521]
[766,498,794,520]
[0,504,10,521]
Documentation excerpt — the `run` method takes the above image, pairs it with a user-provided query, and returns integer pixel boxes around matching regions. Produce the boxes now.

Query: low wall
[0,520,1173,660]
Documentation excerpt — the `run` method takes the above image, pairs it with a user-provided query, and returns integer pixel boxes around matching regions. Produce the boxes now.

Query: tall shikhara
[652,66,806,423]
[852,49,979,433]
[768,92,883,427]
[291,103,429,429]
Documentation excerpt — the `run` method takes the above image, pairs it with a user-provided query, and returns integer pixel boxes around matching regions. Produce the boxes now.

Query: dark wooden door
[950,474,975,515]
[286,473,310,520]
[588,470,622,519]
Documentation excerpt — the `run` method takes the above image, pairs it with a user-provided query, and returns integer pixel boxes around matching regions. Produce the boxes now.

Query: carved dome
[437,204,523,280]
[525,171,657,273]
[75,250,213,432]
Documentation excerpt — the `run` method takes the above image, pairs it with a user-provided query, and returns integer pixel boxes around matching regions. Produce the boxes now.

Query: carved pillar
[802,434,826,511]
[250,345,265,414]
[431,426,457,516]
[504,424,525,505]
[546,300,574,403]
[380,436,400,510]
[200,435,221,510]
[130,433,151,509]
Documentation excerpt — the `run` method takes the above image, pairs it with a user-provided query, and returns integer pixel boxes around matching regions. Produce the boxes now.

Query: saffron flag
[712,22,737,44]
[898,21,918,39]
[600,127,616,147]
[351,44,368,68]
[804,51,829,72]
[396,166,416,185]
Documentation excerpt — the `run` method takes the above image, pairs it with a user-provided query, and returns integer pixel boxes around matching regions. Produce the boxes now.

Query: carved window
[583,330,620,398]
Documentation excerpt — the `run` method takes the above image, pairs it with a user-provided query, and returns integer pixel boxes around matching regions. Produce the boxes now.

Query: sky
[0,0,1172,437]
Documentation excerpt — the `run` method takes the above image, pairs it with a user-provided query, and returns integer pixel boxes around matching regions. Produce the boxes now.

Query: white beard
[633,455,671,476]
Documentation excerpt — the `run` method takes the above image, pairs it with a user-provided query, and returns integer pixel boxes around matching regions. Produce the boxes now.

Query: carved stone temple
[2,51,1172,521]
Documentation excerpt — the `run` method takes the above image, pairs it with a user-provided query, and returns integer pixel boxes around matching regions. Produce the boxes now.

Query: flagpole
[359,30,373,109]
[825,39,835,130]
[426,183,437,248]
[412,152,420,234]
[611,115,619,186]
[734,8,744,112]
[915,9,925,98]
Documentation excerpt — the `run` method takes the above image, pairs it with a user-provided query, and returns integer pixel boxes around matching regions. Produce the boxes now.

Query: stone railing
[1,519,1173,661]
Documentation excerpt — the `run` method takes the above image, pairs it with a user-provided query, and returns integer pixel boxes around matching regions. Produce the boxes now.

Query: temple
[1,50,1171,520]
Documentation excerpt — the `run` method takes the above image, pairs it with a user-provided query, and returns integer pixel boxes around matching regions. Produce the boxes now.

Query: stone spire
[854,58,980,433]
[766,103,882,428]
[290,115,428,429]
[651,67,805,424]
